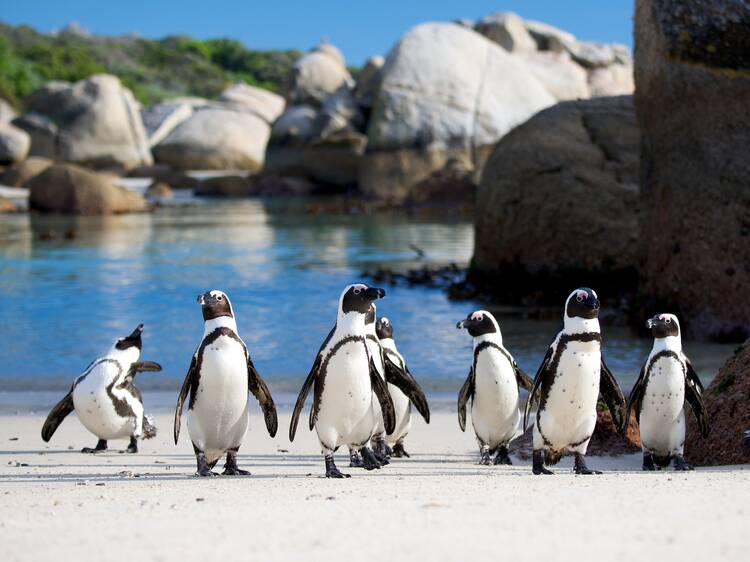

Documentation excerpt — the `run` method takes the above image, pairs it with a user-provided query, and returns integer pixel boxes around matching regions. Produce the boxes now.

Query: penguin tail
[141,415,157,440]
[653,454,671,468]
[544,450,563,466]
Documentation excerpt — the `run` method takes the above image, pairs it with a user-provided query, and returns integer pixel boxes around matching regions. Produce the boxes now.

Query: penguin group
[41,284,709,477]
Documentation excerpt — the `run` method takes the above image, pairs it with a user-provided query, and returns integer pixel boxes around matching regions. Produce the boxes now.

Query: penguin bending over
[376,316,429,458]
[42,324,161,453]
[456,311,533,465]
[626,314,709,471]
[174,291,278,477]
[289,284,397,478]
[524,288,626,475]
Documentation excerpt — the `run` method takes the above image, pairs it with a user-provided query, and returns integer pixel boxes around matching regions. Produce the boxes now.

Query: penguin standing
[524,288,626,475]
[376,316,426,458]
[456,311,533,465]
[174,290,278,477]
[42,324,161,453]
[289,284,397,478]
[364,304,393,461]
[626,314,709,471]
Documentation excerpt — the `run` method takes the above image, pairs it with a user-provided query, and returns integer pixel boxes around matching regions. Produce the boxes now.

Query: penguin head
[376,317,394,340]
[197,290,234,321]
[339,284,385,315]
[564,288,600,320]
[115,323,144,352]
[647,313,680,339]
[456,310,499,337]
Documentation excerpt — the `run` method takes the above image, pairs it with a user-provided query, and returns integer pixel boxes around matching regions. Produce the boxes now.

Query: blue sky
[1,0,634,65]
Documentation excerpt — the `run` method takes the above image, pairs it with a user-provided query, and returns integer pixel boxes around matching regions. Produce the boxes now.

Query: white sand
[0,410,747,562]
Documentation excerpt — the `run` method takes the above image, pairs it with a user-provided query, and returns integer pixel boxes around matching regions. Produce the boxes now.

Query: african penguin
[174,290,278,477]
[456,310,533,465]
[626,314,709,471]
[364,304,391,461]
[376,317,414,458]
[41,324,162,453]
[289,284,396,478]
[524,288,626,475]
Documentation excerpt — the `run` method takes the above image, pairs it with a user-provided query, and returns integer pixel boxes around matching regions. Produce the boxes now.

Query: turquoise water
[0,198,734,395]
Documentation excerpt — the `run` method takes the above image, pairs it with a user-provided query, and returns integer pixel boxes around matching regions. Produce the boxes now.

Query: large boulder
[0,123,31,165]
[520,51,590,100]
[11,113,57,158]
[474,12,538,53]
[524,20,577,52]
[141,100,194,147]
[28,163,147,214]
[360,22,555,202]
[0,99,17,123]
[285,43,354,107]
[153,107,270,171]
[635,0,750,340]
[20,74,152,170]
[588,63,635,97]
[686,341,750,466]
[219,83,285,123]
[354,56,385,111]
[473,96,639,299]
[0,156,53,187]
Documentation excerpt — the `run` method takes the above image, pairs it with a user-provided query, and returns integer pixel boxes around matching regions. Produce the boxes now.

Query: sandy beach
[0,408,747,562]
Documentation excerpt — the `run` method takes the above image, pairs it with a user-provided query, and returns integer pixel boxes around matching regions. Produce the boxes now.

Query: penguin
[376,315,430,458]
[289,284,397,478]
[174,290,278,477]
[524,288,626,475]
[360,304,390,463]
[626,314,709,471]
[41,324,162,453]
[456,310,533,465]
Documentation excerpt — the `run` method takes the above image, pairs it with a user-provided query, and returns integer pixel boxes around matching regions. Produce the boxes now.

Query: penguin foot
[532,450,553,475]
[372,450,390,466]
[574,453,601,475]
[349,450,364,468]
[194,450,218,477]
[195,468,219,477]
[82,439,108,454]
[222,467,251,476]
[359,447,384,470]
[642,452,656,471]
[325,455,350,479]
[126,437,138,454]
[391,443,410,458]
[372,438,391,459]
[479,450,492,466]
[493,446,512,465]
[673,455,694,471]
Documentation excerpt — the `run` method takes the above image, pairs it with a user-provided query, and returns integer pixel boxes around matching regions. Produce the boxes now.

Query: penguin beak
[364,287,385,301]
[456,320,465,329]
[116,323,144,350]
[197,292,214,306]
[127,323,144,339]
[585,296,600,310]
[646,317,656,329]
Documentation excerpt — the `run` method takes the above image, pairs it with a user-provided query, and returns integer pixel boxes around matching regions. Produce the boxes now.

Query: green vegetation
[0,22,301,107]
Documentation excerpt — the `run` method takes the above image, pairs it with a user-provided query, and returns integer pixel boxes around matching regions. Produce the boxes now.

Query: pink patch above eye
[471,313,483,321]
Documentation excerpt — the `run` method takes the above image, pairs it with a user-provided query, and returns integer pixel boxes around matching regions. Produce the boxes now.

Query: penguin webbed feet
[222,450,251,476]
[325,455,350,479]
[391,442,410,458]
[573,453,602,475]
[371,438,391,463]
[360,447,385,470]
[493,445,512,465]
[479,448,492,466]
[642,452,657,471]
[82,439,108,454]
[349,449,364,468]
[194,450,219,477]
[125,437,138,454]
[532,450,553,475]
[673,455,694,471]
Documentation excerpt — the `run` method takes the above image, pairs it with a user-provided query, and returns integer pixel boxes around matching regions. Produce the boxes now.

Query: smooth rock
[141,101,194,147]
[28,163,148,214]
[521,51,590,100]
[219,83,285,123]
[524,20,576,52]
[588,62,635,96]
[354,56,385,110]
[0,157,53,187]
[285,44,353,107]
[0,98,17,123]
[0,195,17,213]
[11,113,58,158]
[194,175,254,198]
[474,12,538,53]
[145,181,173,199]
[0,123,31,165]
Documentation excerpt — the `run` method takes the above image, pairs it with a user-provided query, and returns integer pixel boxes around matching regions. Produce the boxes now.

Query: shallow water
[0,198,735,396]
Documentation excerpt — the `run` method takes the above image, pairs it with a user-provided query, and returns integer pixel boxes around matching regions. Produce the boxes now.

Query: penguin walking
[174,290,278,477]
[626,314,709,471]
[289,284,398,478]
[524,288,626,475]
[41,324,161,453]
[456,311,533,465]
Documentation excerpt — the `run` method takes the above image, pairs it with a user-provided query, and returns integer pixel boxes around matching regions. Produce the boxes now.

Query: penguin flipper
[684,358,709,438]
[124,361,162,384]
[523,346,553,431]
[247,357,278,438]
[599,357,627,434]
[41,389,74,442]
[290,355,320,442]
[626,363,648,430]
[383,354,430,424]
[457,369,474,432]
[174,357,196,445]
[370,358,396,435]
[514,364,534,392]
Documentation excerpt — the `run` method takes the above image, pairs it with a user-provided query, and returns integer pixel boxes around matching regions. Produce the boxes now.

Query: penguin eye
[665,318,671,324]
[217,295,223,301]
[353,288,362,295]
[576,294,585,303]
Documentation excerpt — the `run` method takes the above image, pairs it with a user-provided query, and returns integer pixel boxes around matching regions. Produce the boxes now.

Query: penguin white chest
[539,339,600,447]
[73,362,140,440]
[315,339,375,448]
[639,356,686,454]
[188,336,249,457]
[472,349,520,446]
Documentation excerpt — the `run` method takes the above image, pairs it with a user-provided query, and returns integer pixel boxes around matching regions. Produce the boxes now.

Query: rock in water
[686,342,750,466]
[28,163,147,215]
[360,22,555,203]
[473,96,639,301]
[635,0,750,340]
[0,123,30,165]
[22,74,152,170]
[0,98,17,124]
[0,157,53,187]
